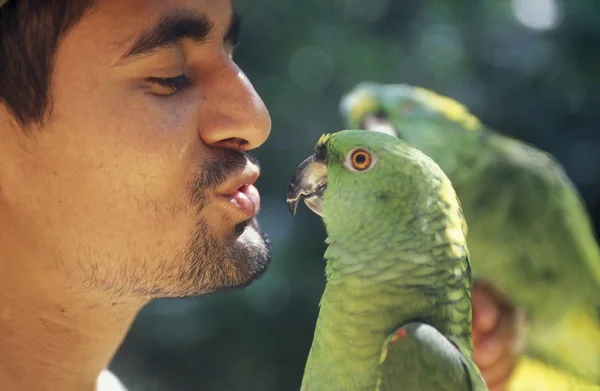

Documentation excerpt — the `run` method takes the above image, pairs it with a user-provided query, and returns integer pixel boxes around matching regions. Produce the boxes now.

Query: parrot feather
[339,82,600,385]
[288,130,488,390]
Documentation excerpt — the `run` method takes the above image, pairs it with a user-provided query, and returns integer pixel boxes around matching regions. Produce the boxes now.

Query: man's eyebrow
[117,11,242,65]
[119,13,213,63]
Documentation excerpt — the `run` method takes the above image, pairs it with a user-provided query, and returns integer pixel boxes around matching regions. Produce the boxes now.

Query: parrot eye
[348,149,372,171]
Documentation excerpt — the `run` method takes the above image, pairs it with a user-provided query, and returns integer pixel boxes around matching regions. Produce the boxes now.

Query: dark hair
[0,0,96,128]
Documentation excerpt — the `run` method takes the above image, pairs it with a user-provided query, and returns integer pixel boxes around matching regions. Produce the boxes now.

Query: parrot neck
[302,246,472,389]
[394,119,486,185]
[438,128,497,188]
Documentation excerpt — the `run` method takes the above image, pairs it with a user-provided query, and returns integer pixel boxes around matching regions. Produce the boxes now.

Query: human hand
[471,280,526,391]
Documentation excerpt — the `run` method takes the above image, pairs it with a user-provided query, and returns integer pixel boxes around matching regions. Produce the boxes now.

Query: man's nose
[198,62,271,152]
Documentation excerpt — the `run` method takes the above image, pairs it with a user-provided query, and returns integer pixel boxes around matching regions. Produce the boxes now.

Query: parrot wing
[375,322,488,391]
[476,132,600,308]
[473,132,600,381]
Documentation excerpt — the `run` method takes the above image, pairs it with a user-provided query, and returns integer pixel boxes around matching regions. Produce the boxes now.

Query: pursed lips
[217,163,261,219]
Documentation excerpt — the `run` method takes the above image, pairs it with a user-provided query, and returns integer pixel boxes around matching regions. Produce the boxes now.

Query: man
[472,281,522,391]
[0,1,518,390]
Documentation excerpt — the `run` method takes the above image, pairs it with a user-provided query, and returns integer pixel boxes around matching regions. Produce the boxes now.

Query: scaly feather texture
[290,130,487,390]
[340,83,600,385]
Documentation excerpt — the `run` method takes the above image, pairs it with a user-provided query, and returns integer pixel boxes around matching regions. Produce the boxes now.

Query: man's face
[0,0,272,298]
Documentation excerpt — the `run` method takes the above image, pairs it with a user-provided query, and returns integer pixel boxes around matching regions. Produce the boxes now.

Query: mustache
[188,150,259,208]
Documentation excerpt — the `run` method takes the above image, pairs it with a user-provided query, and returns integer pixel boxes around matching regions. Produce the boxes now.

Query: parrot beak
[286,154,327,217]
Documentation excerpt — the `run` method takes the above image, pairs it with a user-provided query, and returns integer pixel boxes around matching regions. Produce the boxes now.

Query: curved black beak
[286,155,327,217]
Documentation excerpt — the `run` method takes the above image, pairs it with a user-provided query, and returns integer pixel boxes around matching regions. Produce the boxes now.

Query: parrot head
[287,130,459,246]
[339,82,482,173]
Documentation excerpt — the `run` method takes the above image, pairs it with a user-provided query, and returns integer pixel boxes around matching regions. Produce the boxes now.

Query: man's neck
[0,258,145,391]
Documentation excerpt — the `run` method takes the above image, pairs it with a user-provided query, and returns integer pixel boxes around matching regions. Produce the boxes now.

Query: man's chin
[195,217,271,295]
[233,217,254,237]
[146,217,271,300]
[224,218,272,290]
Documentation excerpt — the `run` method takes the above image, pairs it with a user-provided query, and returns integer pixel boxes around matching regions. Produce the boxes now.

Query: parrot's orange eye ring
[350,149,372,170]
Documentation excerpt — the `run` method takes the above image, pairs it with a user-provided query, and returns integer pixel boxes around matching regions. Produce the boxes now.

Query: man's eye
[147,75,191,96]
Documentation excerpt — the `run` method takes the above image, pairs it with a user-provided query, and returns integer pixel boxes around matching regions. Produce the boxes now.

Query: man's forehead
[100,1,231,34]
[68,0,235,61]
[0,0,234,34]
[0,0,231,13]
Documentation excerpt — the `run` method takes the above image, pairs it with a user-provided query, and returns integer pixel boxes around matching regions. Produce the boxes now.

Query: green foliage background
[111,0,600,389]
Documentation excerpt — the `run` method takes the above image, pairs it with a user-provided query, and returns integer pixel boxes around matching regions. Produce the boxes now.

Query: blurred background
[111,0,600,389]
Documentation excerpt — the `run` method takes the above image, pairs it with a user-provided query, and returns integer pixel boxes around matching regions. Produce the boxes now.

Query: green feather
[290,130,487,390]
[340,83,600,384]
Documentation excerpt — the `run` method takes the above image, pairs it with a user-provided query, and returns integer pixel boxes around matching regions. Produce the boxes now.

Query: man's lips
[218,170,261,218]
[229,184,261,217]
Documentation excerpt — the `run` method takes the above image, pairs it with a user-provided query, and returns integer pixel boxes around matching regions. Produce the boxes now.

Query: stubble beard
[108,151,272,300]
[154,150,272,298]
[169,217,272,297]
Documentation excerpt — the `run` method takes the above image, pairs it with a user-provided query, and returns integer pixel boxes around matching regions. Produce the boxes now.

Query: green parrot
[339,82,600,384]
[287,130,488,390]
